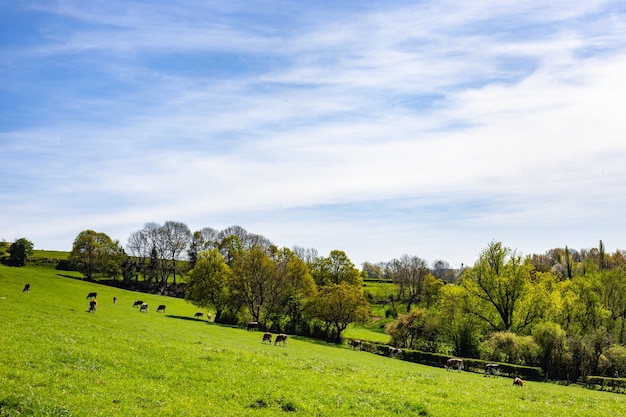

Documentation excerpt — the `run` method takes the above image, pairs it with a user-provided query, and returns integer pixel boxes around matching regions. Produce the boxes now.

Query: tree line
[383,240,626,382]
[6,222,626,380]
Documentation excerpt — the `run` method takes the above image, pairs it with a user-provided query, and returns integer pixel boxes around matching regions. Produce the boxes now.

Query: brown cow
[274,333,288,346]
[89,299,98,313]
[445,358,464,372]
[262,332,272,344]
[247,321,259,331]
[513,377,524,386]
[194,312,204,319]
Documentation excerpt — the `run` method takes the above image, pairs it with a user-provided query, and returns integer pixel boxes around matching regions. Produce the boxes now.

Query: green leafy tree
[186,249,233,323]
[310,250,362,287]
[266,247,317,332]
[230,246,276,323]
[532,322,568,379]
[461,241,534,331]
[9,238,34,266]
[385,307,440,351]
[306,282,370,342]
[436,284,482,357]
[69,230,121,280]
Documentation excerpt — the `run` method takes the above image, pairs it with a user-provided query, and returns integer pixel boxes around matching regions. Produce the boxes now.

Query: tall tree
[461,241,533,331]
[310,250,361,287]
[69,230,120,280]
[186,249,232,323]
[9,237,34,266]
[390,254,430,312]
[162,220,191,285]
[230,246,276,323]
[306,282,370,342]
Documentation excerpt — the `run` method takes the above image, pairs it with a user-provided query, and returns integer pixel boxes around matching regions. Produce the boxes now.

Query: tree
[230,245,276,323]
[266,247,317,332]
[310,250,361,287]
[389,254,430,312]
[69,230,121,280]
[161,220,191,285]
[186,249,232,323]
[306,282,370,342]
[385,308,440,351]
[461,241,534,331]
[532,322,568,378]
[9,238,34,266]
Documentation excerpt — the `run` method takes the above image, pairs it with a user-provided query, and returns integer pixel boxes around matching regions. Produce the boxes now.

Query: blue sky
[2,0,626,268]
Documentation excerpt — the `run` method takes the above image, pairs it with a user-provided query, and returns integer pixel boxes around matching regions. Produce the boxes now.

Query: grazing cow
[274,333,288,346]
[389,347,402,358]
[207,313,212,321]
[89,299,98,313]
[133,300,144,307]
[23,283,31,293]
[113,296,117,304]
[445,358,464,372]
[484,364,499,377]
[262,332,273,344]
[87,292,97,299]
[194,312,204,319]
[513,377,524,387]
[157,305,166,313]
[140,303,148,312]
[247,321,259,331]
[351,340,362,350]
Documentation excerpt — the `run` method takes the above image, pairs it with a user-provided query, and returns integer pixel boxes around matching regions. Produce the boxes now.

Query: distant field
[31,249,70,261]
[2,264,626,416]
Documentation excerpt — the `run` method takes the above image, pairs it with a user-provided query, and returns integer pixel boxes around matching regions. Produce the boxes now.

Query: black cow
[247,321,259,331]
[23,283,31,293]
[89,299,98,313]
[139,303,148,312]
[389,347,402,358]
[351,340,362,350]
[194,312,204,319]
[133,300,144,307]
[87,292,97,299]
[484,364,499,377]
[262,332,273,344]
[274,333,288,347]
[157,305,166,313]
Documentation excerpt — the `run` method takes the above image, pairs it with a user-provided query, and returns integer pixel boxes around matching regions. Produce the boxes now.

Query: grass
[2,264,626,416]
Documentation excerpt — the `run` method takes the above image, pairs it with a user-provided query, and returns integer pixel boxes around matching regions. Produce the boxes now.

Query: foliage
[385,308,441,352]
[8,237,34,266]
[185,248,233,323]
[306,282,370,342]
[310,250,362,287]
[68,230,123,280]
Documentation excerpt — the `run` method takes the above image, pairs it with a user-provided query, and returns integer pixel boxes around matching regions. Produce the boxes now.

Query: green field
[1,264,625,416]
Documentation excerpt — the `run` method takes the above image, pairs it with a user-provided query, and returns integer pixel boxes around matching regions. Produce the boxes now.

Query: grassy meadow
[2,264,626,416]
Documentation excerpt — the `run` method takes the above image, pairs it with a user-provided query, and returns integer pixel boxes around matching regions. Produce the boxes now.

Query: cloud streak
[2,0,626,266]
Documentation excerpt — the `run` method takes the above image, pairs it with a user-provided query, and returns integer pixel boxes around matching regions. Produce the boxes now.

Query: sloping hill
[1,264,625,416]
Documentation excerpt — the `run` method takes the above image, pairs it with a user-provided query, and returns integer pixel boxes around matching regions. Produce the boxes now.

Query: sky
[2,0,626,269]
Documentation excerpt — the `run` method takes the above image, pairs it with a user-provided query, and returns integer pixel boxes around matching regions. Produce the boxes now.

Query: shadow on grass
[166,315,213,323]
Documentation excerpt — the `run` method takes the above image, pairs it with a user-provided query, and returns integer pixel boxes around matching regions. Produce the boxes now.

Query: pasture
[1,264,626,416]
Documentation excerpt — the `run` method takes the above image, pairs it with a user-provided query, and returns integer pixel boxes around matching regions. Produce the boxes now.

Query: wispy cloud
[2,0,626,265]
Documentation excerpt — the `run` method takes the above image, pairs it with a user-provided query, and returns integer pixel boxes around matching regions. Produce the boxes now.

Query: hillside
[1,264,626,416]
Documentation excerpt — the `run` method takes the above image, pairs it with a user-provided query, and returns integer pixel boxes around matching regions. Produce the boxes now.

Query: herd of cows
[22,283,525,385]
